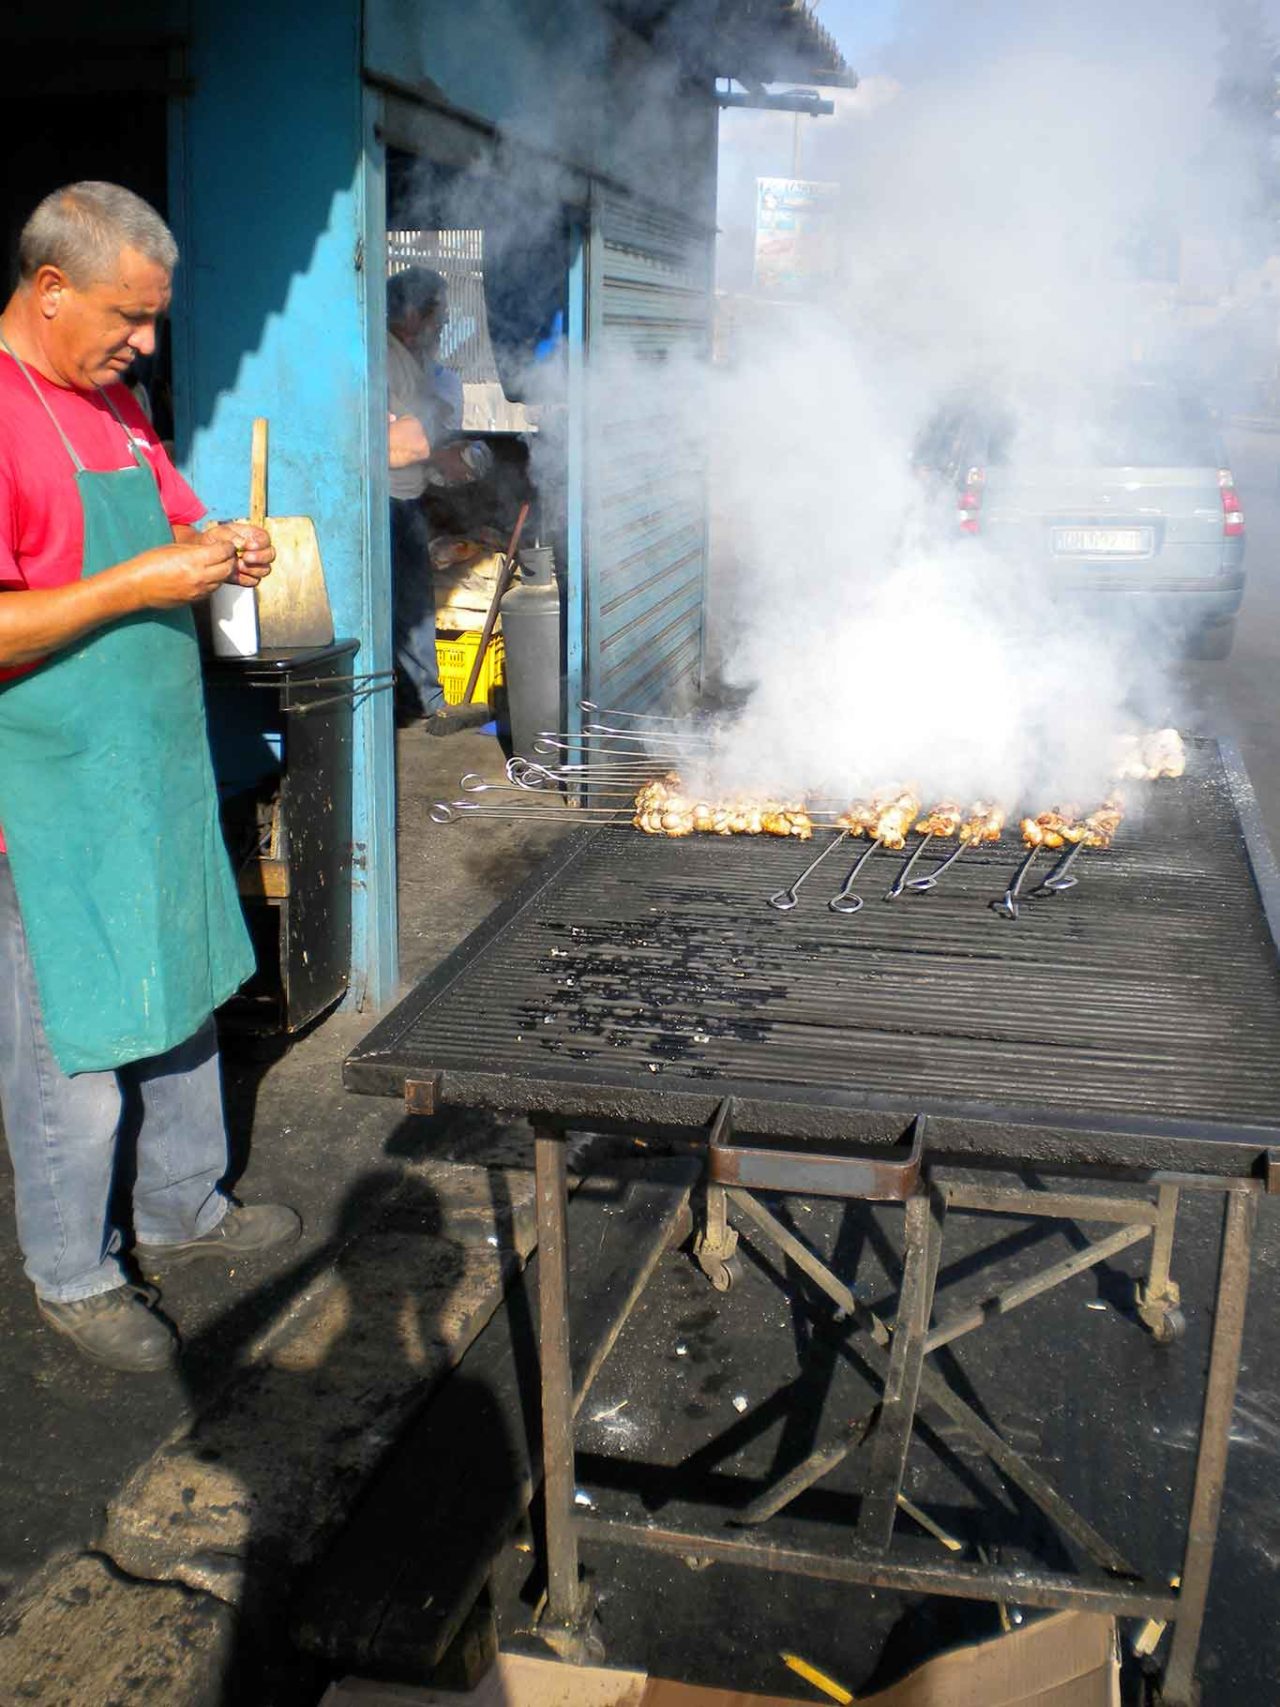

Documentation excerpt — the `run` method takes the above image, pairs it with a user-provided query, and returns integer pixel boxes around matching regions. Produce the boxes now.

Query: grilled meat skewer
[907,801,1006,893]
[1070,798,1124,849]
[959,802,1005,845]
[887,802,963,898]
[1113,727,1186,781]
[633,776,812,840]
[1020,808,1077,850]
[837,790,920,850]
[915,802,963,838]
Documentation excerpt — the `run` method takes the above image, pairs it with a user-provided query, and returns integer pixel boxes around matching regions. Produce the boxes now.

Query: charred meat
[958,802,1006,845]
[916,802,964,838]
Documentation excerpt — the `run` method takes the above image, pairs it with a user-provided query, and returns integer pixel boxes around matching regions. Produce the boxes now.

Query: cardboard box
[322,1611,1119,1707]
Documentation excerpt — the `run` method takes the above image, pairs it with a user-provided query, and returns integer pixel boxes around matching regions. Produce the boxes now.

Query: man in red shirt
[0,182,300,1372]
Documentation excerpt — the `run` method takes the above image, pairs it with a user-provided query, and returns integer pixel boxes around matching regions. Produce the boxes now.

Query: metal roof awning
[714,0,854,87]
[609,0,855,91]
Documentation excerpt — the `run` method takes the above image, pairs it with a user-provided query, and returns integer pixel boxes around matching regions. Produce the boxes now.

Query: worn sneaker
[37,1284,178,1373]
[136,1202,302,1268]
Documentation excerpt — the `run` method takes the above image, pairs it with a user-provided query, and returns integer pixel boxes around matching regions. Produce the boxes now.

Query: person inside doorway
[0,181,301,1372]
[386,265,471,731]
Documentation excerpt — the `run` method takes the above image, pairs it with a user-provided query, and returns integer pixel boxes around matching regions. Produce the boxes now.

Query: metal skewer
[1033,840,1086,896]
[991,845,1042,919]
[828,839,882,914]
[578,700,691,727]
[532,730,712,757]
[581,718,704,741]
[906,839,969,892]
[527,763,674,781]
[429,799,626,825]
[886,835,934,900]
[457,777,638,804]
[766,831,850,912]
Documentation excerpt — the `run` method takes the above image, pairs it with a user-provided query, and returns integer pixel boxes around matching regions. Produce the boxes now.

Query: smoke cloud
[399,1,1279,817]
[697,0,1275,813]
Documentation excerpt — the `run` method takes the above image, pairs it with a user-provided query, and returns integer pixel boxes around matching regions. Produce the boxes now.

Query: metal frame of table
[530,1103,1258,1707]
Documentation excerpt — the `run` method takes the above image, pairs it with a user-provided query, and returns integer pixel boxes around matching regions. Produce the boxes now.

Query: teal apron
[0,342,254,1074]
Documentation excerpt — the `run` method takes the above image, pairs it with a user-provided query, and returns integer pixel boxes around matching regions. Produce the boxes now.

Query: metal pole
[534,1125,582,1626]
[859,1190,944,1545]
[1148,1184,1181,1293]
[1162,1187,1258,1706]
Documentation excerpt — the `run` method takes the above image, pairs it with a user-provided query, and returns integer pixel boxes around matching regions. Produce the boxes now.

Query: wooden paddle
[245,417,335,649]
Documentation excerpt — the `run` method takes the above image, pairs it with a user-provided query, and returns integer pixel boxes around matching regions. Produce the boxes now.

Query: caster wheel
[1149,1306,1186,1345]
[706,1254,742,1293]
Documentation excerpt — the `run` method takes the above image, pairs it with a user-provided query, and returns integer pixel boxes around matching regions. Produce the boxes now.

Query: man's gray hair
[388,265,447,323]
[19,182,178,286]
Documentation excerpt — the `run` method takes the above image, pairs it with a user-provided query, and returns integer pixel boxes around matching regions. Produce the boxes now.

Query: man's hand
[201,521,275,586]
[124,536,245,609]
[389,412,431,469]
[0,528,274,669]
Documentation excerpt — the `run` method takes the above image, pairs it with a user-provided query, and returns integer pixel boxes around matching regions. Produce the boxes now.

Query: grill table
[348,737,1280,1703]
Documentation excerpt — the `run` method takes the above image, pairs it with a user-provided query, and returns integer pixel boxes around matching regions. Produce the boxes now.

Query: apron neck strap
[0,333,86,473]
[93,380,151,472]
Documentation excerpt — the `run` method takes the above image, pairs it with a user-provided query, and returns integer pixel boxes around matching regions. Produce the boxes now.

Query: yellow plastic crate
[435,628,506,707]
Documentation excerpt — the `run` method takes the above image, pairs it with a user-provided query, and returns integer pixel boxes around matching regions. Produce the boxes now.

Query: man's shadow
[110,1101,518,1705]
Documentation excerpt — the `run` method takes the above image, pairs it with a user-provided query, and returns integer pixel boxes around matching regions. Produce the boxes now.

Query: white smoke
[697,0,1273,812]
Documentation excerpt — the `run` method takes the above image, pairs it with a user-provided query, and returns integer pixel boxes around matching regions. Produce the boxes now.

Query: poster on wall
[753,177,839,295]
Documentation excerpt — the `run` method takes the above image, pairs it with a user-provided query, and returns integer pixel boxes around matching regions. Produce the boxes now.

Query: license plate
[1052,526,1152,555]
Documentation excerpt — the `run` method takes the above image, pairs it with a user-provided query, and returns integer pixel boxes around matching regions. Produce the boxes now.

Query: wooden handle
[249,418,268,527]
[460,501,530,706]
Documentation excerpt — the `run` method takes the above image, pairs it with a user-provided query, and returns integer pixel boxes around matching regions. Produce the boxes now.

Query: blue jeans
[0,855,228,1302]
[391,497,445,714]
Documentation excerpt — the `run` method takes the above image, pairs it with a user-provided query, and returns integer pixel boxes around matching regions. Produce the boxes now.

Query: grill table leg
[693,1180,741,1292]
[1138,1185,1185,1343]
[858,1189,945,1547]
[534,1126,589,1642]
[1161,1188,1257,1707]
[728,1186,1140,1578]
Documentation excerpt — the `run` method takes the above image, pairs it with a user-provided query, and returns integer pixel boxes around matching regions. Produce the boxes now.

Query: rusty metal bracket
[404,1071,444,1116]
[280,671,396,716]
[709,1112,927,1202]
[1264,1148,1280,1194]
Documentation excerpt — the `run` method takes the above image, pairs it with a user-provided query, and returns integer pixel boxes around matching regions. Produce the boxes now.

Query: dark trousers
[391,497,444,714]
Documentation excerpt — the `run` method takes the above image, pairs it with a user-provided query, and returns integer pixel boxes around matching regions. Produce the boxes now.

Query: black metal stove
[348,735,1280,1704]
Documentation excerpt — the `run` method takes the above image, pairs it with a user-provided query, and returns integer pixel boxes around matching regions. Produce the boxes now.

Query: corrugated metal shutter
[583,188,713,714]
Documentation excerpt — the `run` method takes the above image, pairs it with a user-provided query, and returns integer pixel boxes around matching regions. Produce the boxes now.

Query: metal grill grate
[350,741,1280,1167]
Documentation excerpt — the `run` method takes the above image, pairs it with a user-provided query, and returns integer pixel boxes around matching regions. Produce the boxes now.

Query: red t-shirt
[0,355,207,849]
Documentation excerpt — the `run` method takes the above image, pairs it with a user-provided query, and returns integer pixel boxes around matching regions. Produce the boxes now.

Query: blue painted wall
[174,0,397,1008]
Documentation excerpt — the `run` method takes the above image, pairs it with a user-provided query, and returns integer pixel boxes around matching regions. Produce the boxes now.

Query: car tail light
[1219,469,1245,537]
[958,466,985,534]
